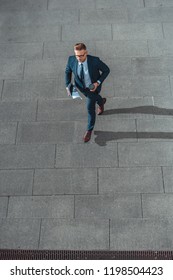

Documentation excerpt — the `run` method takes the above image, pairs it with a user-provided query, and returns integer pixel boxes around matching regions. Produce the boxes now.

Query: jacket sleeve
[97,58,110,84]
[65,57,72,87]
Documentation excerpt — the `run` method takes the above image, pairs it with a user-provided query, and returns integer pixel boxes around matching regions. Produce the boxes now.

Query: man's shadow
[103,105,173,116]
[94,105,173,146]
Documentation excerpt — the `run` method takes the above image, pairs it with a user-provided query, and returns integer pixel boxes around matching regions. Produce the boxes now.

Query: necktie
[80,63,85,87]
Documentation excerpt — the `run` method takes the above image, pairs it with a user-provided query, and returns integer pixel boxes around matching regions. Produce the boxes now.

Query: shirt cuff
[97,80,101,85]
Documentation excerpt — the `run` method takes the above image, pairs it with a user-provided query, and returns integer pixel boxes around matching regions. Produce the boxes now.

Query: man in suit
[65,43,110,142]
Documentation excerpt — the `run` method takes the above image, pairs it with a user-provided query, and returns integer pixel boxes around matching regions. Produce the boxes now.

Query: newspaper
[67,84,82,100]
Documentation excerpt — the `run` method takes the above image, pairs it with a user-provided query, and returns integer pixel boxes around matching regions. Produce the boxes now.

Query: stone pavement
[1,0,173,251]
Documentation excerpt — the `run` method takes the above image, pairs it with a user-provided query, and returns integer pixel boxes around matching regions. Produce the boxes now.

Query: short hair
[74,43,87,51]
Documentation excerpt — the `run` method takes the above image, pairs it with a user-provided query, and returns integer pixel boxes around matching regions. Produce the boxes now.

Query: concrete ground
[0,0,173,250]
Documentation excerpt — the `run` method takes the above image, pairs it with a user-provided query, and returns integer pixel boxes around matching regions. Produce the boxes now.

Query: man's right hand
[66,87,71,96]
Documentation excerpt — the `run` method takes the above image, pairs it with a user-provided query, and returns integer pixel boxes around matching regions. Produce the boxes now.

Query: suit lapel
[87,55,93,82]
[74,57,78,77]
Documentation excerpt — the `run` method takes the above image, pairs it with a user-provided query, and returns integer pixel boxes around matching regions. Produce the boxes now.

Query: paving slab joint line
[152,96,154,106]
[6,197,10,218]
[97,168,99,194]
[32,169,36,196]
[143,0,145,8]
[60,25,63,42]
[54,145,57,168]
[0,80,5,100]
[74,195,76,219]
[117,143,119,167]
[140,194,144,218]
[47,0,49,11]
[15,122,19,145]
[42,42,45,59]
[22,61,25,80]
[135,118,138,133]
[161,22,165,39]
[146,40,150,56]
[111,24,113,40]
[78,9,80,24]
[161,166,166,193]
[35,100,39,121]
[169,76,173,96]
[109,219,111,250]
[38,219,43,250]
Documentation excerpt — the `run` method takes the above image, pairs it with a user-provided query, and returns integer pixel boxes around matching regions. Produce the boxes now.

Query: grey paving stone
[43,41,96,59]
[0,43,43,59]
[24,58,67,79]
[99,167,164,193]
[162,167,173,192]
[0,0,47,11]
[163,23,173,40]
[0,101,36,121]
[39,218,109,250]
[95,40,149,57]
[0,197,8,218]
[128,7,173,23]
[34,168,97,195]
[37,99,86,121]
[48,0,96,10]
[56,143,118,168]
[2,79,64,101]
[0,170,33,196]
[0,145,55,169]
[99,97,154,120]
[0,59,24,79]
[0,10,79,27]
[0,25,61,43]
[96,0,144,8]
[112,23,163,40]
[8,196,74,218]
[153,97,173,117]
[62,25,112,41]
[113,76,171,97]
[80,8,128,24]
[102,57,132,76]
[100,75,115,98]
[148,39,173,56]
[75,194,142,219]
[0,218,40,249]
[132,57,173,76]
[119,142,173,167]
[0,122,17,144]
[110,218,173,250]
[137,119,173,141]
[142,194,173,218]
[17,122,75,144]
[145,0,173,7]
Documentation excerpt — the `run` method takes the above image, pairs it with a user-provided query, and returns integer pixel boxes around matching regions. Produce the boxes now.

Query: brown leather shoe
[83,130,92,142]
[97,98,106,115]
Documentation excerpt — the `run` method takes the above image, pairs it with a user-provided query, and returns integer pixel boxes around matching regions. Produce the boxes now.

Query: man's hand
[66,87,71,96]
[90,82,99,92]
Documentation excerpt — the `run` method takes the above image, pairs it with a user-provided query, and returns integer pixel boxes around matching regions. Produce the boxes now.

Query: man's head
[74,43,88,63]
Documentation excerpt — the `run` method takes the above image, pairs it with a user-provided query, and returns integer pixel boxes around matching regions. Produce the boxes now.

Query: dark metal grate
[0,250,172,260]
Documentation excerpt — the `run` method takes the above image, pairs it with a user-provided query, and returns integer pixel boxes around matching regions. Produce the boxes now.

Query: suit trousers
[83,88,103,131]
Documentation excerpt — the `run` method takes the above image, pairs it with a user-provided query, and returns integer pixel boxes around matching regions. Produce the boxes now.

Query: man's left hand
[90,82,99,92]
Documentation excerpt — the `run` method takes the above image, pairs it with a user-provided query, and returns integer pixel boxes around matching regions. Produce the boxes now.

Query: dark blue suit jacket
[65,55,110,94]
